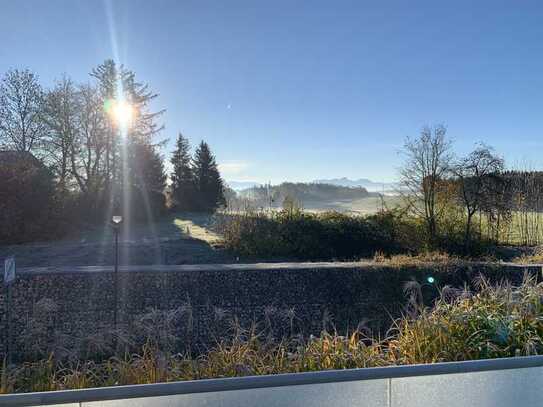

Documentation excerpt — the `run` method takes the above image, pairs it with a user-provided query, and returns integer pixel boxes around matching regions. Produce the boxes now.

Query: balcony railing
[2,355,543,406]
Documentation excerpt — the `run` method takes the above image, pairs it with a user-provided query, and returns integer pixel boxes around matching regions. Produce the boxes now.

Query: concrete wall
[0,262,539,360]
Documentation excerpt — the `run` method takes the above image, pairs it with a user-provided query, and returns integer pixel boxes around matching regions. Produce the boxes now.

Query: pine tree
[192,141,225,212]
[129,142,167,219]
[170,133,195,211]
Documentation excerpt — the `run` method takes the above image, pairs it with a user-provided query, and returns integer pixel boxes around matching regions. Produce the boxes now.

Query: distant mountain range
[237,182,376,210]
[313,177,398,192]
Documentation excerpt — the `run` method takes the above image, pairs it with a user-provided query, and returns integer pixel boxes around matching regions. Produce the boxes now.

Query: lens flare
[112,101,133,128]
[104,98,134,129]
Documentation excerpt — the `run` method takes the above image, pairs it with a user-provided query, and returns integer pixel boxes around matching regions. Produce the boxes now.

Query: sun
[104,98,134,128]
[111,100,134,128]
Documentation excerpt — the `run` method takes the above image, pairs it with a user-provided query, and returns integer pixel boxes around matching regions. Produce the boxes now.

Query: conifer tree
[192,141,225,212]
[170,133,195,210]
[129,142,167,219]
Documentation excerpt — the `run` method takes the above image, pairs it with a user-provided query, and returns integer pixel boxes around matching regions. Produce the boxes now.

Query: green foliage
[169,137,226,213]
[220,201,505,261]
[0,152,57,243]
[432,195,497,256]
[220,209,423,260]
[170,133,196,211]
[192,141,225,212]
[127,142,168,221]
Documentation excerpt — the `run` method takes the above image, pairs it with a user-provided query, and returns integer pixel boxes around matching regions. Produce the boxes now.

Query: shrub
[372,251,460,267]
[512,247,543,264]
[220,206,500,261]
[220,209,424,260]
[0,152,57,243]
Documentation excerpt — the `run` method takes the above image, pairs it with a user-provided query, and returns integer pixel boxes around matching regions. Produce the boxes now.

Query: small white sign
[4,256,16,284]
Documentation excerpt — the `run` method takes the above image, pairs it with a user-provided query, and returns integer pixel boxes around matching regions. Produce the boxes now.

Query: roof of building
[0,150,42,167]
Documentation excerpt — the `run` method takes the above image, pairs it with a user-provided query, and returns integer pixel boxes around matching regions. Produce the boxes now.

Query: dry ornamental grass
[2,274,543,394]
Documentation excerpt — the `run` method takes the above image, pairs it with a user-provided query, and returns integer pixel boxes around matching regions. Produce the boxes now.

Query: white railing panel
[10,404,78,407]
[81,380,388,407]
[391,366,543,407]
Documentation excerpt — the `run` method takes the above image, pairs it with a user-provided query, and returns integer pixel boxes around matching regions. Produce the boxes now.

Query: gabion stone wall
[0,262,538,360]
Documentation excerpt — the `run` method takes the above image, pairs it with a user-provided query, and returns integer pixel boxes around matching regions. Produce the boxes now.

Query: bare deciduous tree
[70,84,107,197]
[400,125,453,243]
[42,76,79,191]
[0,69,46,153]
[453,144,504,248]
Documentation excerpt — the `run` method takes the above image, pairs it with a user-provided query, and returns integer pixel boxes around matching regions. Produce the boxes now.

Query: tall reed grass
[2,275,543,394]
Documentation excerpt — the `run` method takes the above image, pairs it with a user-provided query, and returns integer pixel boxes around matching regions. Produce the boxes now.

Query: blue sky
[2,1,543,183]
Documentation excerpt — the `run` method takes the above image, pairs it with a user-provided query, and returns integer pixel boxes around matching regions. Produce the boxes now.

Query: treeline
[0,63,225,243]
[399,125,543,251]
[235,182,374,210]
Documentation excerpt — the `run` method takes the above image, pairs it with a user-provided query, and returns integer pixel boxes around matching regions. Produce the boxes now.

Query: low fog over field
[226,180,402,214]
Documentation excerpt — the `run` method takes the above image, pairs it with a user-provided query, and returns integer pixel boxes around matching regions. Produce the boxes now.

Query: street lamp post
[111,215,123,332]
[105,98,132,338]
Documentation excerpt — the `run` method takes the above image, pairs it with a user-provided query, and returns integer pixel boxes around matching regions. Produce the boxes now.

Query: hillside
[313,177,398,192]
[233,182,389,212]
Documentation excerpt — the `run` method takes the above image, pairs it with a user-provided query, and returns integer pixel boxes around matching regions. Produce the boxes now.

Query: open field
[253,195,404,215]
[468,211,543,246]
[315,194,403,214]
[500,211,543,246]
